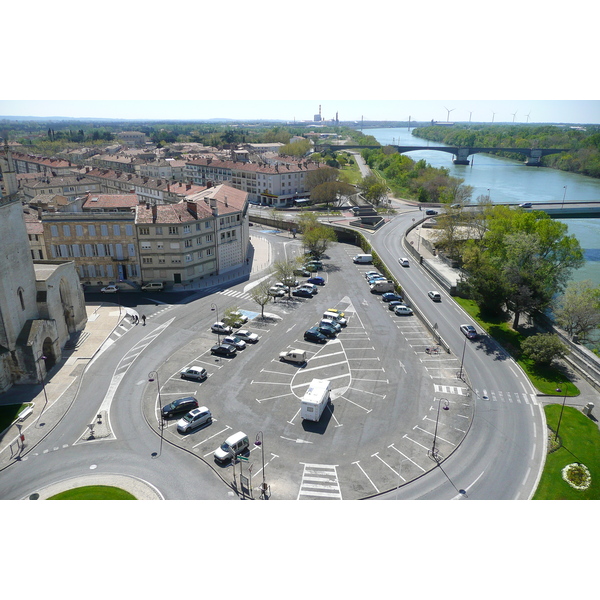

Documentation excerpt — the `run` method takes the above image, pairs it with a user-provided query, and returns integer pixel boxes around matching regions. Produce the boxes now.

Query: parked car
[326,308,346,319]
[210,343,237,357]
[382,292,404,303]
[394,305,414,316]
[367,275,387,285]
[388,300,405,311]
[101,285,119,293]
[292,288,313,298]
[180,366,208,381]
[305,260,323,270]
[177,407,212,433]
[320,319,341,333]
[162,396,199,419]
[299,283,318,294]
[364,271,380,279]
[426,209,438,215]
[235,329,259,343]
[211,322,233,335]
[229,311,249,326]
[268,286,286,297]
[460,324,478,339]
[398,257,409,267]
[304,263,320,272]
[293,268,310,277]
[222,335,246,350]
[307,276,325,286]
[304,327,327,343]
[428,291,442,302]
[280,279,299,288]
[316,323,337,338]
[519,202,532,208]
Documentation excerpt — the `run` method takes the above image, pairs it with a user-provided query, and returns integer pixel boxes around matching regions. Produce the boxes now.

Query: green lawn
[534,405,600,499]
[48,485,137,500]
[454,297,579,396]
[0,403,33,432]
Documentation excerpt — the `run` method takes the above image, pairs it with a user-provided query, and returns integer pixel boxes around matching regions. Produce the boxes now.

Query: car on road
[382,292,404,303]
[426,209,438,215]
[460,324,478,339]
[519,202,532,208]
[394,305,414,316]
[235,330,259,343]
[210,343,237,357]
[101,285,119,293]
[450,203,462,209]
[428,291,442,302]
[222,335,246,350]
[177,407,212,433]
[307,276,325,286]
[162,396,199,419]
[304,327,327,343]
[268,286,286,297]
[292,288,313,298]
[398,257,409,267]
[211,322,233,335]
[180,366,208,381]
[316,323,337,338]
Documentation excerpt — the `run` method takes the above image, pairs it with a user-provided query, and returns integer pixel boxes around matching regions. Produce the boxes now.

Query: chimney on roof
[186,184,191,190]
[152,203,157,223]
[210,198,217,216]
[187,201,197,218]
[207,181,213,189]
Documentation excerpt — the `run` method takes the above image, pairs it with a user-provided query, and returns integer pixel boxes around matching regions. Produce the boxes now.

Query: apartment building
[42,204,141,286]
[135,184,248,285]
[9,152,76,176]
[139,159,186,181]
[185,157,322,206]
[22,176,101,204]
[84,168,205,204]
[118,131,148,147]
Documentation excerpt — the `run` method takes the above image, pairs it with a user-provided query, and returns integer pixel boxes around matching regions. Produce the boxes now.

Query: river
[365,126,600,288]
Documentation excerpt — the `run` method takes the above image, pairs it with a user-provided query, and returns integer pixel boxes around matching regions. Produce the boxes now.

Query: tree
[554,280,600,341]
[270,260,298,297]
[460,206,584,327]
[358,174,388,206]
[249,280,273,318]
[305,166,339,191]
[521,333,569,366]
[302,224,337,259]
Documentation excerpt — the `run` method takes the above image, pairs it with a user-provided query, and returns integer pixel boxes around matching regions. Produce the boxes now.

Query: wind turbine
[444,106,455,123]
[491,110,495,123]
[512,110,518,123]
[525,111,531,123]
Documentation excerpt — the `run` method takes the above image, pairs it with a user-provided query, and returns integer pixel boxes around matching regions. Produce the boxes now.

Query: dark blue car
[382,292,403,303]
[307,277,325,286]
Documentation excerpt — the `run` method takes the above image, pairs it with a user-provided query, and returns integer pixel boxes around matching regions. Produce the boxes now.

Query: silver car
[222,335,246,350]
[177,407,212,433]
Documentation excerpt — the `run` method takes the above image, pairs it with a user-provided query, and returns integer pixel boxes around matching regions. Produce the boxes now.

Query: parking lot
[142,241,474,499]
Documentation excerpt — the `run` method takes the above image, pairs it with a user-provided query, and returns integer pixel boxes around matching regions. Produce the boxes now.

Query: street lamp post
[561,185,567,210]
[554,385,569,442]
[430,398,450,462]
[458,337,467,380]
[37,354,49,416]
[148,370,164,456]
[255,431,268,498]
[211,302,220,344]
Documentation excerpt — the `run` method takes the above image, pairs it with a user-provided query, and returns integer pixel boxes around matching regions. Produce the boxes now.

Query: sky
[1,99,599,124]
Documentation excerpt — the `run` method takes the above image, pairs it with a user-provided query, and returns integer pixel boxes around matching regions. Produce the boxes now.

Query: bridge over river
[315,144,569,166]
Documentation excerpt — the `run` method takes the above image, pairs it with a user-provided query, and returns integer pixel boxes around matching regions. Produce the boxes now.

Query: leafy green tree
[521,333,569,366]
[554,280,600,341]
[250,280,273,318]
[302,223,337,259]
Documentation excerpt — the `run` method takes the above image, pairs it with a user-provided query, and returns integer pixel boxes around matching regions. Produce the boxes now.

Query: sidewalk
[0,302,124,472]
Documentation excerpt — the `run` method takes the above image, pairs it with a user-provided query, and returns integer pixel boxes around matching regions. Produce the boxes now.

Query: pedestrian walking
[141,314,146,326]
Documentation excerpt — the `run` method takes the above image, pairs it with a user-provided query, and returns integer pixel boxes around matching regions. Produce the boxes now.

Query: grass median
[534,405,600,499]
[48,486,137,500]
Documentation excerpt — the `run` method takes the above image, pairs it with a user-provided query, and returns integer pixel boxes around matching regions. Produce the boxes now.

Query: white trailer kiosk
[301,379,331,422]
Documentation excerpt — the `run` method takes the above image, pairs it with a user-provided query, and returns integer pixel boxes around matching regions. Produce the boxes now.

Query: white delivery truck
[370,280,395,293]
[301,379,331,422]
[353,254,373,264]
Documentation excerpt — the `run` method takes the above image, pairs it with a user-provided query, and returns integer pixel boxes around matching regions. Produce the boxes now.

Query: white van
[279,349,307,364]
[214,431,249,463]
[353,254,373,264]
[141,282,164,291]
